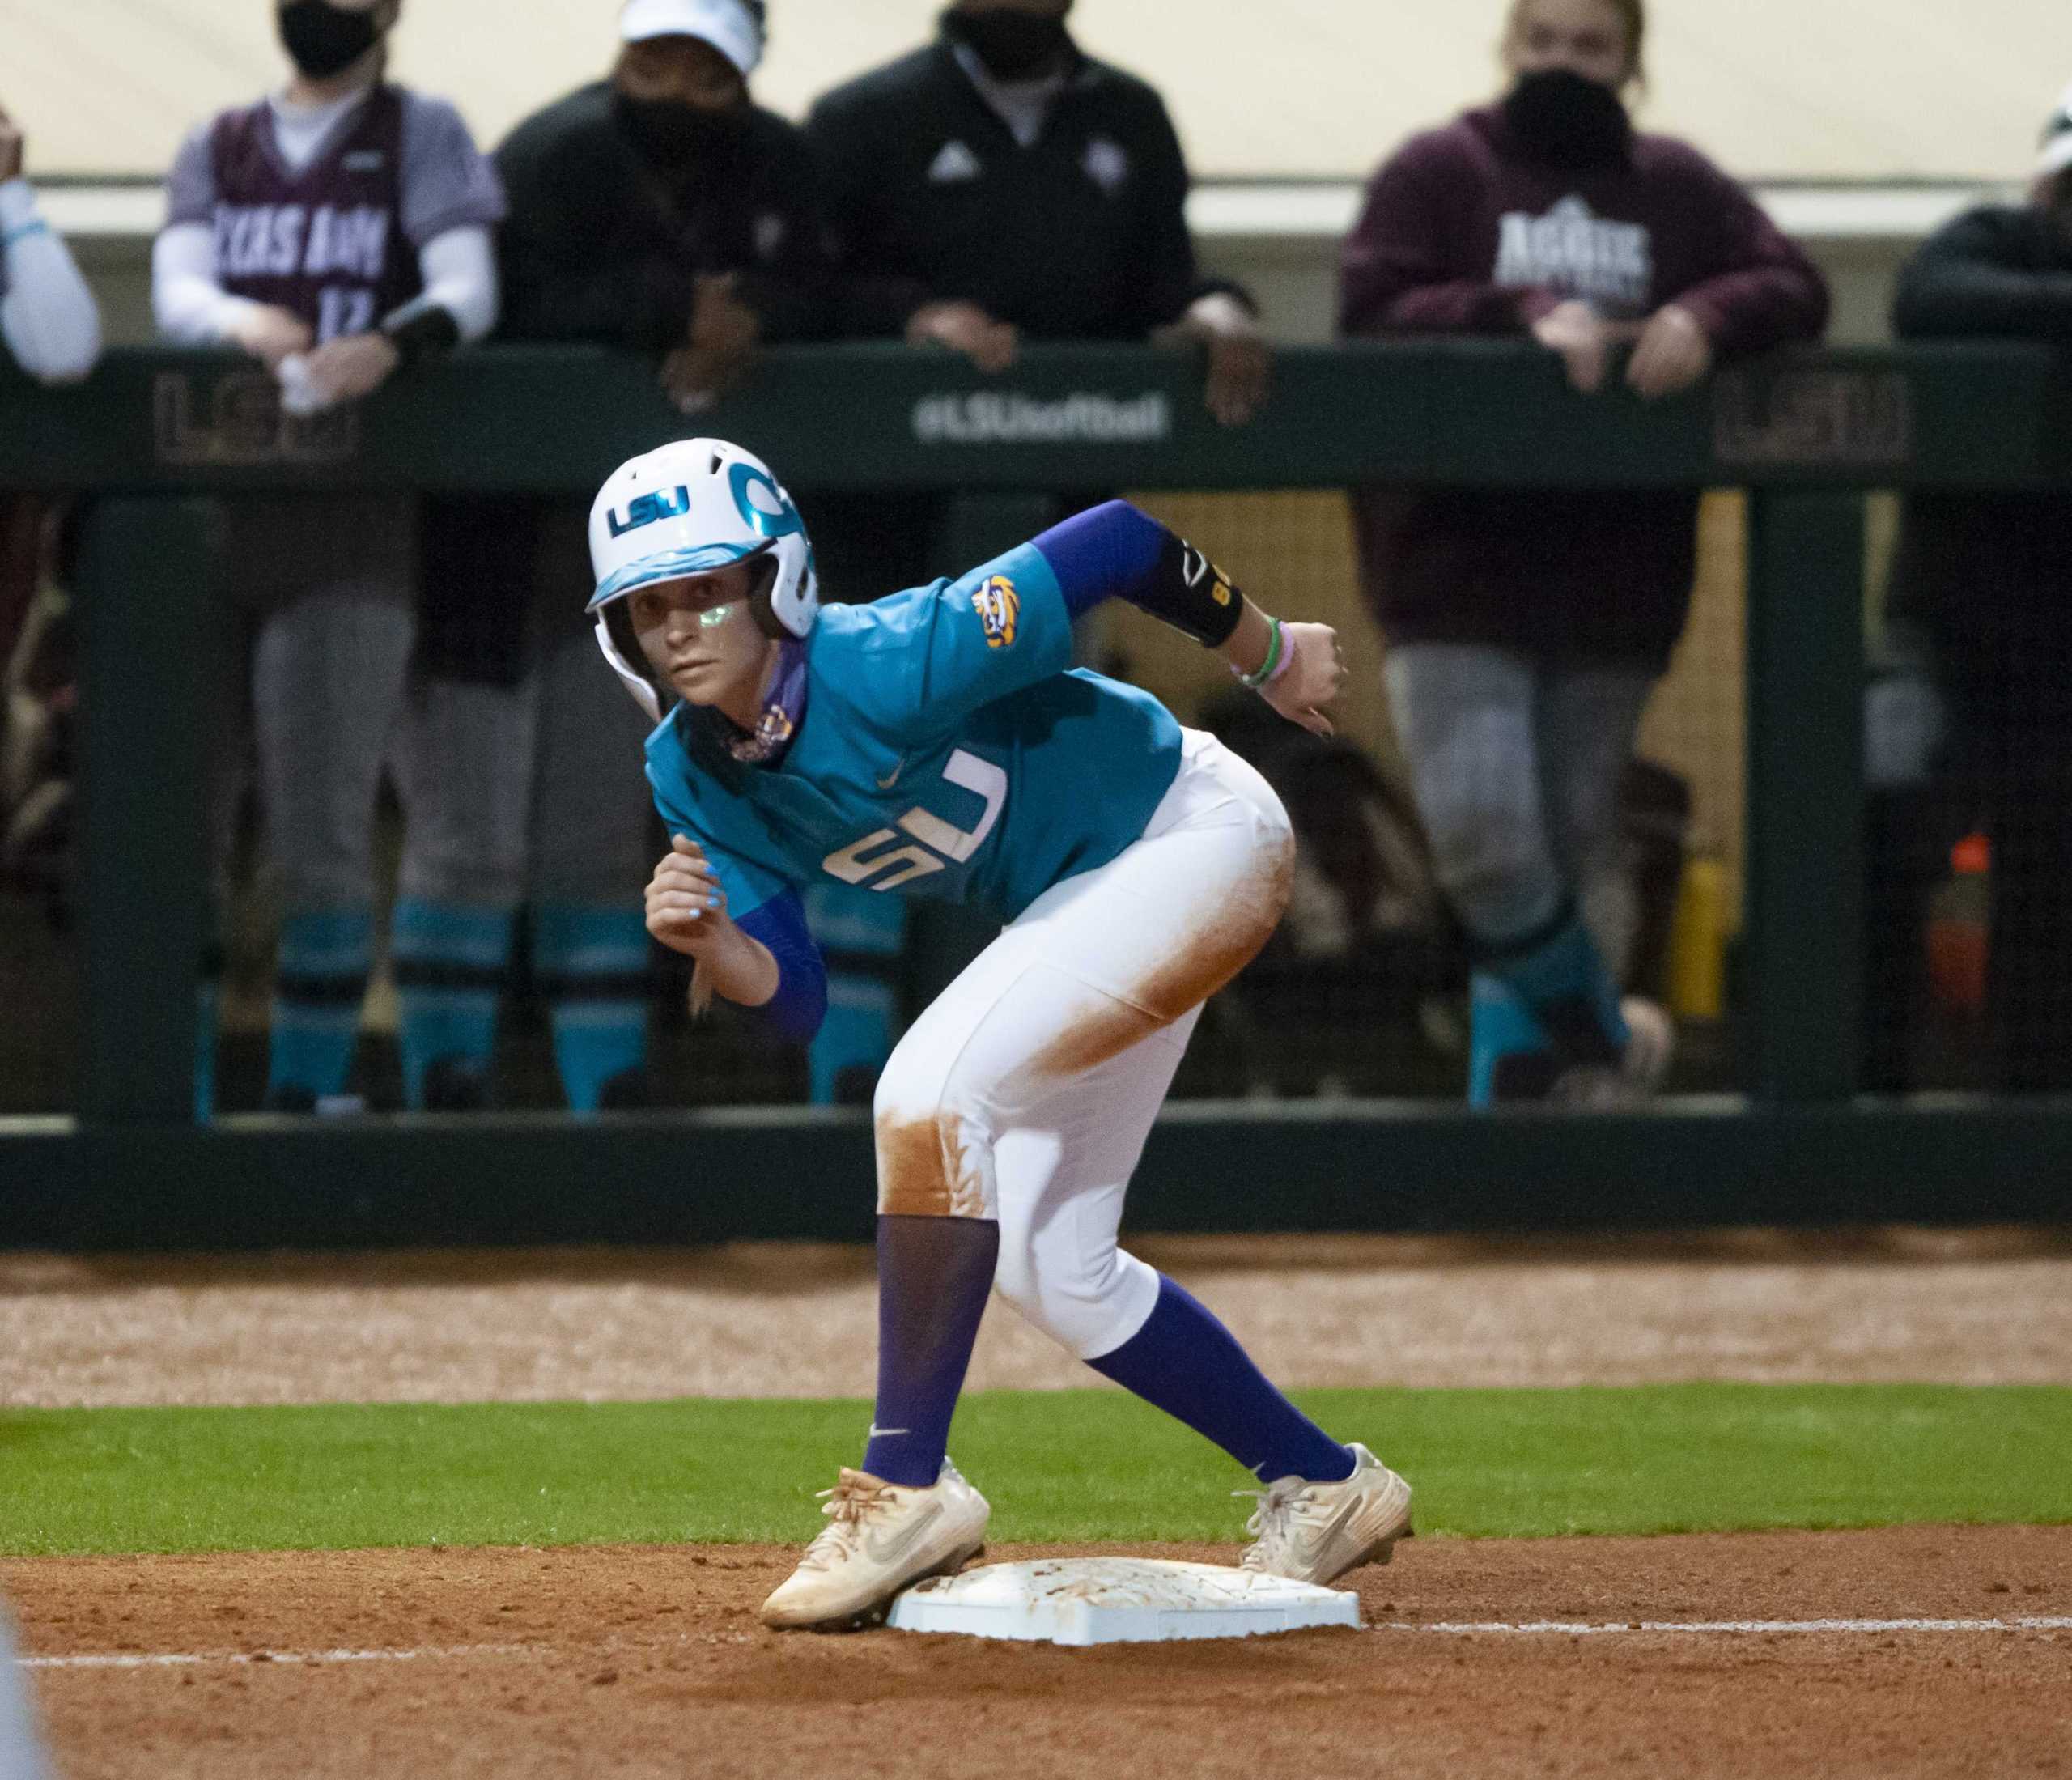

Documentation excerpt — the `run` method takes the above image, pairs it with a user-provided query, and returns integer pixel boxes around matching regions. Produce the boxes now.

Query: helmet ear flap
[746,553,788,641]
[598,600,665,723]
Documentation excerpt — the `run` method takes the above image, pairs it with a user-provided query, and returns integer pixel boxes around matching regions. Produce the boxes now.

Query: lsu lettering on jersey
[644,542,1182,924]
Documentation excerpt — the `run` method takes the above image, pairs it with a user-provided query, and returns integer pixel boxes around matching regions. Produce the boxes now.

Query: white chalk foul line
[1380,1617,2072,1637]
[16,1619,2072,1668]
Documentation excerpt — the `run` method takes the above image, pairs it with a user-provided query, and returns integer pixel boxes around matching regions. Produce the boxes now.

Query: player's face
[1503,0,1633,88]
[629,566,766,704]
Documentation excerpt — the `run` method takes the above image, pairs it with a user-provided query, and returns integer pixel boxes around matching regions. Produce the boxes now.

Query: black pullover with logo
[804,31,1243,341]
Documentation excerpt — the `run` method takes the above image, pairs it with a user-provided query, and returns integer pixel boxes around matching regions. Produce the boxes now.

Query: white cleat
[1237,1443,1413,1588]
[759,1459,990,1632]
[1552,996,1675,1109]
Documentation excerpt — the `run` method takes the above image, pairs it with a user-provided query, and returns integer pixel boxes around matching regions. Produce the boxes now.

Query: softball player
[589,440,1412,1630]
[152,0,503,1111]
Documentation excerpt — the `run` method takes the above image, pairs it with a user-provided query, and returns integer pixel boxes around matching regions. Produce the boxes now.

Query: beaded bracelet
[1233,615,1286,690]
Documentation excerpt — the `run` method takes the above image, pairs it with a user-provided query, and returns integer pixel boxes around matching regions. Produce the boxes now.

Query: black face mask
[940,6,1072,81]
[614,93,749,170]
[277,0,383,82]
[1501,67,1633,170]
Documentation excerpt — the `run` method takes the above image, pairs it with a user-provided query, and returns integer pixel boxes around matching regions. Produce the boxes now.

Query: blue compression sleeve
[737,891,830,1045]
[1031,501,1245,645]
[1034,501,1169,620]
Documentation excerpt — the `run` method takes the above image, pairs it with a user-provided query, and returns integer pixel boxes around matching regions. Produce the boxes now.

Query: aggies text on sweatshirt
[1338,104,1828,669]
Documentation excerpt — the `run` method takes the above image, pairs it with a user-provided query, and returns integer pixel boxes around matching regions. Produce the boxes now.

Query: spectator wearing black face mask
[795,0,1272,1107]
[403,0,837,1117]
[153,0,506,1117]
[495,0,832,413]
[1338,0,1827,1109]
[804,0,1268,429]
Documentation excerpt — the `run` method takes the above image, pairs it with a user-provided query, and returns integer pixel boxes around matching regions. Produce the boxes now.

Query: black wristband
[1147,530,1246,648]
[380,304,462,372]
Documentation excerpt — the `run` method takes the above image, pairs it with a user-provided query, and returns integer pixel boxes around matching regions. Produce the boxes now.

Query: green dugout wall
[2,341,2067,1247]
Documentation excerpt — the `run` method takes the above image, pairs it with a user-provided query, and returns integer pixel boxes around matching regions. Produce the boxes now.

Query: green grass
[1,1385,2067,1559]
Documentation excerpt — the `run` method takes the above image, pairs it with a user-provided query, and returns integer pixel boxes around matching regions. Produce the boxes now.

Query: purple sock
[1089,1275,1356,1484]
[861,1215,999,1487]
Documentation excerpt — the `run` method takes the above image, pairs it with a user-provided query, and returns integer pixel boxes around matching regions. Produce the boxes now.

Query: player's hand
[291,332,401,410]
[1531,299,1614,396]
[1625,304,1713,401]
[906,300,1019,375]
[647,835,733,958]
[225,304,314,372]
[1258,621,1347,738]
[1174,292,1272,428]
[662,274,762,415]
[0,105,24,184]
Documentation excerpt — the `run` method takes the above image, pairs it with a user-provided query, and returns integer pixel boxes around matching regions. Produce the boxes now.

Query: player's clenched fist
[647,835,731,956]
[1261,621,1350,738]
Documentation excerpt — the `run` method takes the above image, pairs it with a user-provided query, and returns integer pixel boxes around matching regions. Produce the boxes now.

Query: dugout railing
[2,340,2067,1247]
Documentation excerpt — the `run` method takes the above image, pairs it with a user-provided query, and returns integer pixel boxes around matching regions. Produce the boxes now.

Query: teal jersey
[644,542,1183,922]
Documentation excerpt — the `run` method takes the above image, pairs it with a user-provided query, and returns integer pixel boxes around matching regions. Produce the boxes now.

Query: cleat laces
[798,1470,895,1572]
[1234,1476,1323,1573]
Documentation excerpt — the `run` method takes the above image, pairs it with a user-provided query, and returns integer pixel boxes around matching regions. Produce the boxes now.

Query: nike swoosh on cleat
[863,1501,944,1567]
[1293,1497,1371,1575]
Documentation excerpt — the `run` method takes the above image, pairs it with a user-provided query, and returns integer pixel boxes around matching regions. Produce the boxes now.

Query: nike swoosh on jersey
[874,763,905,791]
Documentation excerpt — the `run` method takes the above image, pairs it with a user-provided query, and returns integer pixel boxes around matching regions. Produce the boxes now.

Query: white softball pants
[872,729,1294,1361]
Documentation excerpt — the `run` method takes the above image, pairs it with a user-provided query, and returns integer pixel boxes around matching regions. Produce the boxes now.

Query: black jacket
[495,81,833,351]
[1890,204,2072,715]
[1893,204,2072,341]
[804,35,1239,340]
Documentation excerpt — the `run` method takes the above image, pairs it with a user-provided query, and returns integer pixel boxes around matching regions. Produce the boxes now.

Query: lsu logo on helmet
[607,486,692,538]
[972,576,1020,649]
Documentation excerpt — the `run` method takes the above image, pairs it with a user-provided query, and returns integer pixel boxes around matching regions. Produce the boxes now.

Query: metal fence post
[76,497,219,1125]
[1743,487,1866,1102]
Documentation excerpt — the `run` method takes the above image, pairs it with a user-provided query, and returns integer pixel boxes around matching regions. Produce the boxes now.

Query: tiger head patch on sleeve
[972,576,1021,649]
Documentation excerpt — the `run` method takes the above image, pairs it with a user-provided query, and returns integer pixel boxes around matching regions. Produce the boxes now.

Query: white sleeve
[151,220,264,346]
[384,224,499,344]
[0,181,103,384]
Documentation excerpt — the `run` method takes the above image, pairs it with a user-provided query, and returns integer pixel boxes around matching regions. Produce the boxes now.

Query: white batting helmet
[586,437,819,722]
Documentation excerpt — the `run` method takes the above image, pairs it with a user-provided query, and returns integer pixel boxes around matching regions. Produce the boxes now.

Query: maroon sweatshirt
[1339,104,1828,669]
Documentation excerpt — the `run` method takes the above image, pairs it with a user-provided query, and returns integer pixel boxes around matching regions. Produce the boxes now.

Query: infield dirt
[10,1526,2072,1779]
[9,1229,2071,1777]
